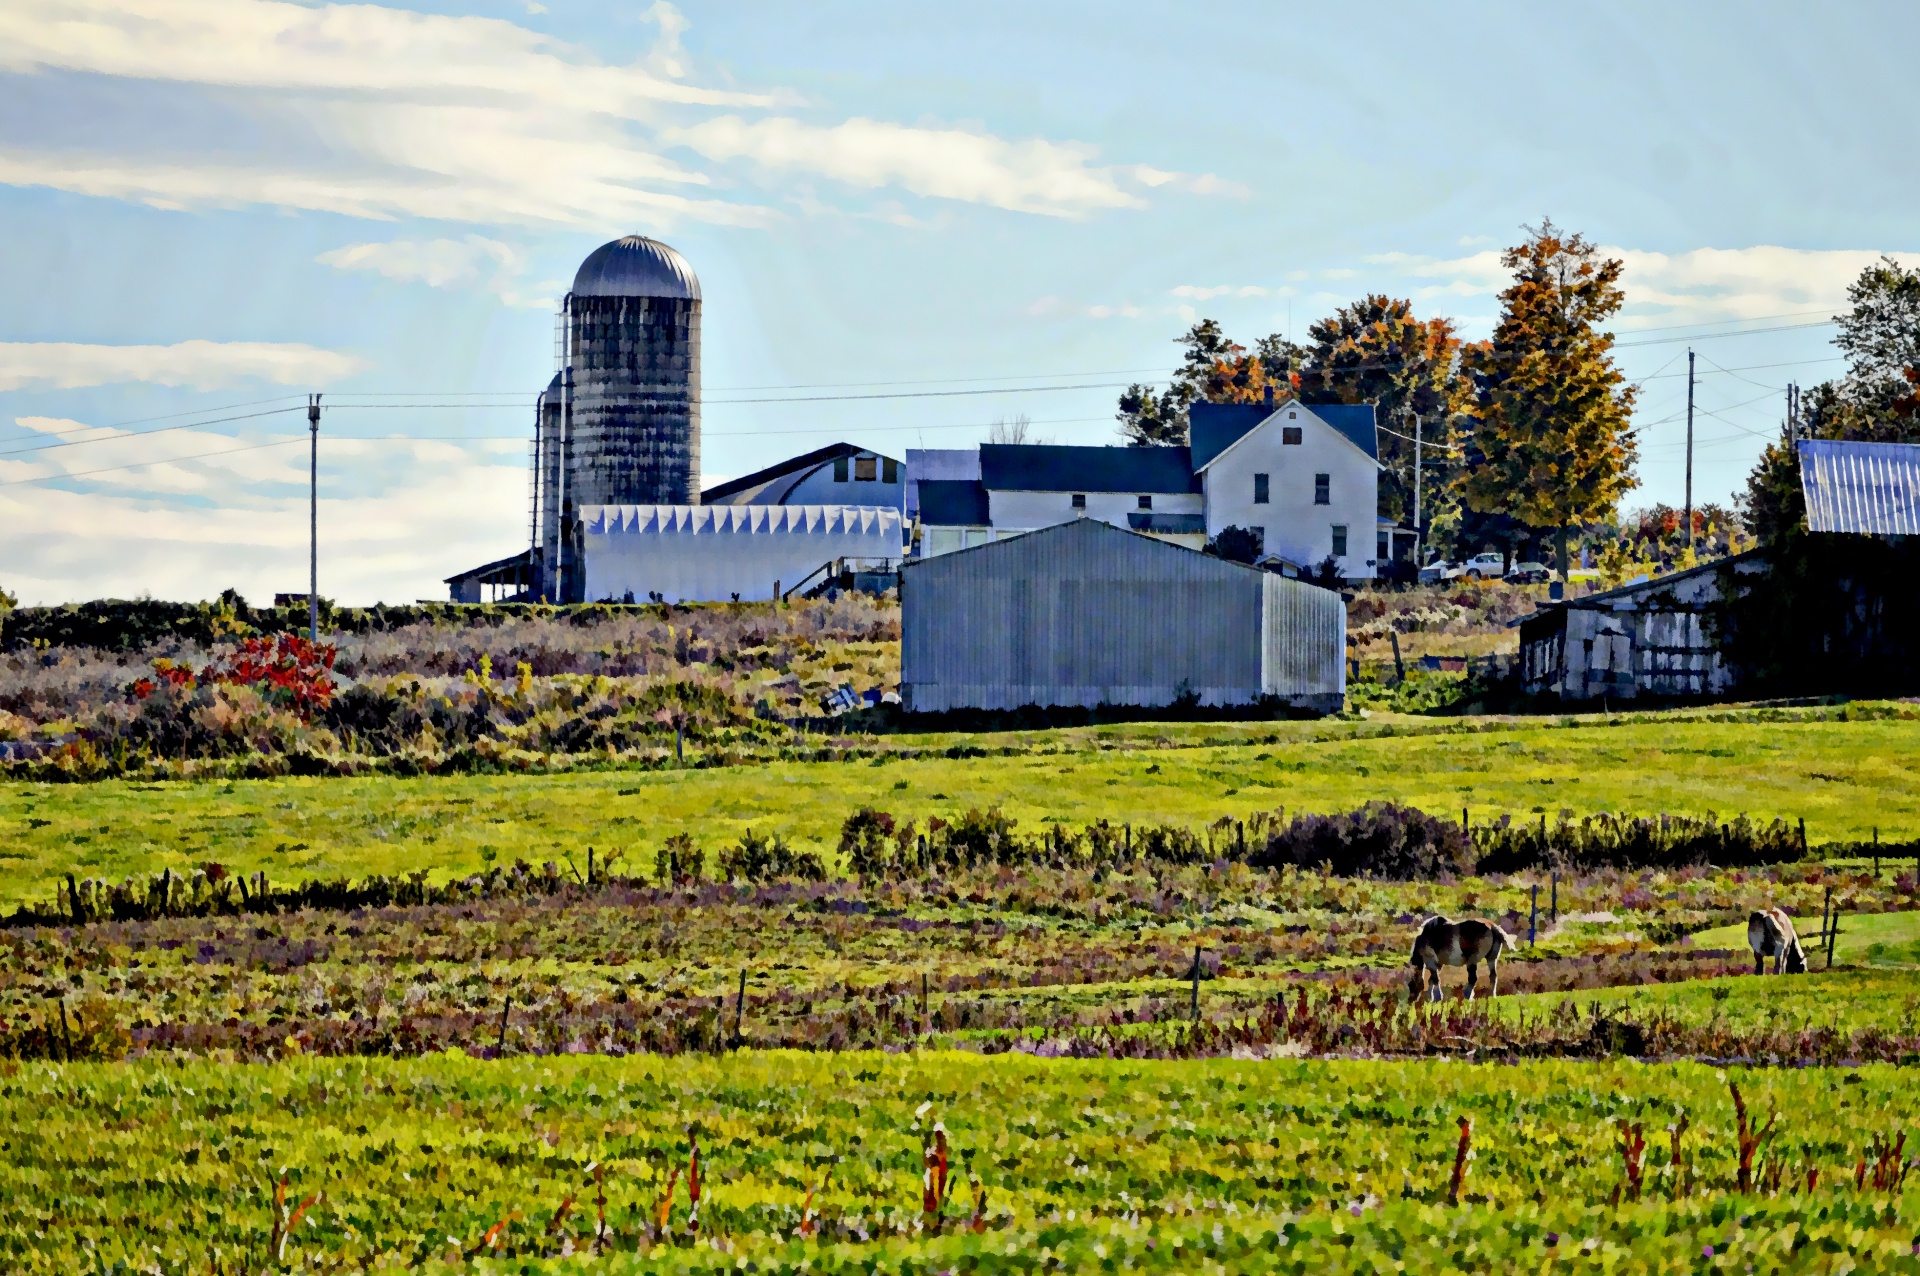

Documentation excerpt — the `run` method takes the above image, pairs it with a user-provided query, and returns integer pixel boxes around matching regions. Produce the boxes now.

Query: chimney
[1263,384,1274,409]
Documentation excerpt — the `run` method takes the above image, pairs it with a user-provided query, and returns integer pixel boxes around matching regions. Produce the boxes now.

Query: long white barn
[580,504,903,603]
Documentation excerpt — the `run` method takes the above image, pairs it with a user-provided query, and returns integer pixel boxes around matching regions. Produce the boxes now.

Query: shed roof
[978,443,1200,494]
[444,547,537,586]
[1799,439,1920,534]
[918,479,991,526]
[1189,399,1379,469]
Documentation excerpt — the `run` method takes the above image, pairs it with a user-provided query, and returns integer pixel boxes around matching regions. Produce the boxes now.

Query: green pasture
[5,1051,1918,1273]
[1491,965,1920,1035]
[5,713,1920,905]
[1685,907,1920,967]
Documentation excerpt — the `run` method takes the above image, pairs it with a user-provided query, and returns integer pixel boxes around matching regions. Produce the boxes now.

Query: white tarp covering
[580,504,904,602]
[1799,439,1920,534]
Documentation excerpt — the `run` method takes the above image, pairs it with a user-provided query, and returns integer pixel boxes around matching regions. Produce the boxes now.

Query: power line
[0,438,303,489]
[0,405,309,459]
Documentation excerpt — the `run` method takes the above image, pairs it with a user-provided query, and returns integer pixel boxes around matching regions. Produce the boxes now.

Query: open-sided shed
[900,517,1345,714]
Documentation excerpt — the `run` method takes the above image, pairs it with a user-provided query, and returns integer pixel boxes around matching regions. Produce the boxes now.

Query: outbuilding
[900,517,1346,714]
[579,504,903,603]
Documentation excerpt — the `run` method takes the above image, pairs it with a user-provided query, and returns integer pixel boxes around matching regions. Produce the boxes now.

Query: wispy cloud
[670,116,1187,219]
[0,340,366,391]
[1364,245,1919,326]
[0,0,1199,227]
[1025,296,1146,320]
[1,408,527,604]
[316,235,558,308]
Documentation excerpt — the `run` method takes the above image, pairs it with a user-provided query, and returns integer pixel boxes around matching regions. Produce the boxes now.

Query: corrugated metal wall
[902,519,1344,713]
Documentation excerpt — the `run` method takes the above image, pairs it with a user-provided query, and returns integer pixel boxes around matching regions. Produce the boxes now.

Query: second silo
[537,235,702,599]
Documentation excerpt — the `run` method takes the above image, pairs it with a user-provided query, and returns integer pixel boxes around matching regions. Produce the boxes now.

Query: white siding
[1201,406,1378,578]
[988,489,1202,533]
[581,504,903,603]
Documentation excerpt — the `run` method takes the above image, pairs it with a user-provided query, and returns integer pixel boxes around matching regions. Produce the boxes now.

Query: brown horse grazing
[1747,908,1808,974]
[1408,916,1515,1002]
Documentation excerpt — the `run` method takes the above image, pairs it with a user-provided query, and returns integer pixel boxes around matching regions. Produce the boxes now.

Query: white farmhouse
[1188,397,1381,578]
[914,394,1382,580]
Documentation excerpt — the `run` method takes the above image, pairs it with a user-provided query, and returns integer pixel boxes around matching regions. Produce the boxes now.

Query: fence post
[734,969,748,1047]
[1529,884,1538,948]
[1391,632,1405,686]
[1126,824,1132,859]
[922,972,930,1035]
[1551,873,1559,924]
[497,995,511,1055]
[1237,821,1246,859]
[1797,818,1806,856]
[1821,886,1832,954]
[1872,827,1879,878]
[1190,947,1202,1022]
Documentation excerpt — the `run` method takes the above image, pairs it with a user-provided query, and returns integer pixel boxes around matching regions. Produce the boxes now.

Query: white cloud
[1171,285,1272,300]
[1024,296,1145,320]
[319,236,517,290]
[1365,245,1920,327]
[0,340,367,391]
[0,0,1191,227]
[667,115,1184,218]
[0,408,528,604]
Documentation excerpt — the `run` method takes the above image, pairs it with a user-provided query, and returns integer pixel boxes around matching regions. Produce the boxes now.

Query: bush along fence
[7,802,1857,932]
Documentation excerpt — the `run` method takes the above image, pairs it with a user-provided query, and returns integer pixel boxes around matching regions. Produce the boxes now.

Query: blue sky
[1,0,1913,604]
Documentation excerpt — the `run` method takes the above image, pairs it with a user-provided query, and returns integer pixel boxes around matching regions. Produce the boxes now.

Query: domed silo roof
[571,236,701,300]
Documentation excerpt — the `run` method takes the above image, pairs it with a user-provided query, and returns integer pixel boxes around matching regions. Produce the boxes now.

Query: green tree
[1459,221,1638,580]
[1743,260,1920,544]
[1117,319,1285,446]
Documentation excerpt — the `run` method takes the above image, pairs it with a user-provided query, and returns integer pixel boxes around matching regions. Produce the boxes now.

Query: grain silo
[534,235,702,601]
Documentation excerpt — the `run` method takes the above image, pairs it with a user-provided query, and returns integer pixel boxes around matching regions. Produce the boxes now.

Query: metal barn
[900,518,1345,714]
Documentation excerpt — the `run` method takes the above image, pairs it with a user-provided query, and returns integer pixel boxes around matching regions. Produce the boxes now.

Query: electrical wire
[0,438,304,489]
[0,405,309,459]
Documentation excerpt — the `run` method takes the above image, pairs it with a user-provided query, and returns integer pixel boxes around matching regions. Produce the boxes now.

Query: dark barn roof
[917,479,991,525]
[1189,400,1378,469]
[978,443,1200,494]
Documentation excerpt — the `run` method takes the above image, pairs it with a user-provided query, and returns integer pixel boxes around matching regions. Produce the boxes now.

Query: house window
[854,456,878,481]
[1071,493,1087,509]
[1331,524,1348,557]
[1282,426,1302,445]
[833,457,849,482]
[1314,473,1330,505]
[882,457,898,483]
[1253,473,1269,504]
[1137,494,1152,510]
[1378,532,1390,560]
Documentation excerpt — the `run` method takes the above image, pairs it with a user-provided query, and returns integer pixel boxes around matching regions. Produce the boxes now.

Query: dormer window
[1282,426,1302,445]
[854,456,878,481]
[833,457,849,481]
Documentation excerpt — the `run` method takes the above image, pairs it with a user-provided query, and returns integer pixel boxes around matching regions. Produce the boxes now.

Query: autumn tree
[1459,221,1638,580]
[1293,295,1468,536]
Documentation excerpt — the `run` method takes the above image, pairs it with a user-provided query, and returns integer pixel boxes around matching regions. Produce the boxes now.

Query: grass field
[1687,907,1920,967]
[5,1049,1918,1273]
[7,712,1920,907]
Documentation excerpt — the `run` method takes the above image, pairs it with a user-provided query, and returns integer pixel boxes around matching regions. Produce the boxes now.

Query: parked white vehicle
[1460,552,1507,580]
[1417,559,1457,585]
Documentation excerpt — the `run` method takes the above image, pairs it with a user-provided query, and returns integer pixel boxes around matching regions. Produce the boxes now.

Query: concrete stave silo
[535,235,702,601]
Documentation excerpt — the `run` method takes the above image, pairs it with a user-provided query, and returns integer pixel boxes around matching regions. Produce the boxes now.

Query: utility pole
[307,393,322,643]
[1413,414,1423,564]
[1683,350,1695,559]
